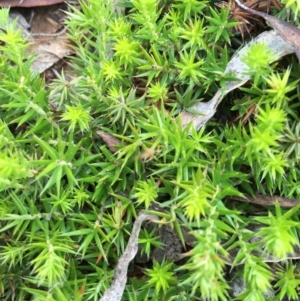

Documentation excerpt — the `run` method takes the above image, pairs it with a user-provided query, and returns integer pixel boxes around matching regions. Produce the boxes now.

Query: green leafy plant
[0,0,300,300]
[144,260,177,296]
[242,42,277,86]
[138,227,162,260]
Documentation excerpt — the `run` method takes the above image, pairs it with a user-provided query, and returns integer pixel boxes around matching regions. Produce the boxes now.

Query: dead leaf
[96,130,122,153]
[27,36,74,73]
[0,0,65,7]
[140,148,156,161]
[5,8,73,74]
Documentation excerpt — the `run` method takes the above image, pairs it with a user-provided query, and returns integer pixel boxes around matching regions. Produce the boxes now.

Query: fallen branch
[229,194,300,208]
[99,211,159,301]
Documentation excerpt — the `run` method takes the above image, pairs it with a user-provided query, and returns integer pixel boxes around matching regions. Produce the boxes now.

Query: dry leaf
[96,130,122,153]
[6,10,73,74]
[140,148,156,161]
[0,0,65,7]
[27,36,74,73]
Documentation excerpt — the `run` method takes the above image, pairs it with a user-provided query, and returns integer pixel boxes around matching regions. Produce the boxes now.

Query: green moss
[0,0,300,300]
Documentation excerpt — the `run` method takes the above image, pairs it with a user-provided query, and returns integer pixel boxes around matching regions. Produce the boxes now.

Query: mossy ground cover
[0,0,300,300]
